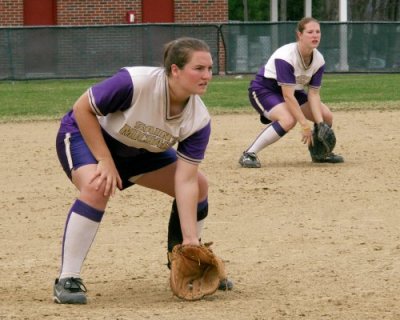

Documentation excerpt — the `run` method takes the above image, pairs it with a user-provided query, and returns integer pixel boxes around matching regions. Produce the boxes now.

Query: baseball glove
[169,243,226,301]
[308,122,336,161]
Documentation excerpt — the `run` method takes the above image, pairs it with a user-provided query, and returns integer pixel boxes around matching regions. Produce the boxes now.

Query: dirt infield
[1,110,400,320]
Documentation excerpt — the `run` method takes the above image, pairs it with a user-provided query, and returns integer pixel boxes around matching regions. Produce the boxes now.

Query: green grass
[203,73,400,112]
[0,78,101,120]
[0,73,399,121]
[320,74,400,108]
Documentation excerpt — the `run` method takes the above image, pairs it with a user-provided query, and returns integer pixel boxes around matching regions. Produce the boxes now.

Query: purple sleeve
[309,65,325,88]
[275,59,296,85]
[177,121,211,164]
[88,68,133,116]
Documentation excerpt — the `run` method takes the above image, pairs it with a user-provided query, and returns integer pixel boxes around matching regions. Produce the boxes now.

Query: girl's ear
[170,64,179,76]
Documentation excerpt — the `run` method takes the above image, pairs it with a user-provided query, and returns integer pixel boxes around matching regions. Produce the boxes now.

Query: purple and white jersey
[62,67,211,164]
[253,42,325,91]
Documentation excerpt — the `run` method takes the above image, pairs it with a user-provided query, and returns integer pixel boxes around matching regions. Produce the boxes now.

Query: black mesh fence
[0,24,220,80]
[221,22,400,74]
[1,22,399,80]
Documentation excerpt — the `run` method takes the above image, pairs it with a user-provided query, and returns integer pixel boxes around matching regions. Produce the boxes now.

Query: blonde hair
[163,37,210,76]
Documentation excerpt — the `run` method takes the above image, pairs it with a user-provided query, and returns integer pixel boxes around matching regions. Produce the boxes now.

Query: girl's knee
[321,103,333,125]
[79,183,110,208]
[197,172,208,201]
[323,111,333,126]
[280,116,297,131]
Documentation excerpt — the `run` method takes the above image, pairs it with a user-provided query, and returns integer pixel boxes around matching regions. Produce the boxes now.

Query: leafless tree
[349,0,400,21]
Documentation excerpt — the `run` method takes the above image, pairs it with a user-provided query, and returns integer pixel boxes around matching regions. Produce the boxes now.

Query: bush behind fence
[1,22,399,80]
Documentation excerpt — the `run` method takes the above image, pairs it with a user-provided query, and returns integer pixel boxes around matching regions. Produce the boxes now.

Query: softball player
[239,17,344,168]
[53,37,232,304]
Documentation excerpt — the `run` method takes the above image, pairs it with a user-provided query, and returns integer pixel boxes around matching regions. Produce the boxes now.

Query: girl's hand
[301,125,313,146]
[90,157,122,197]
[182,238,200,246]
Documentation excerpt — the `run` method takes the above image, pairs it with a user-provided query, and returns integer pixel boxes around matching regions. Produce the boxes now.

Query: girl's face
[172,50,213,96]
[298,21,321,49]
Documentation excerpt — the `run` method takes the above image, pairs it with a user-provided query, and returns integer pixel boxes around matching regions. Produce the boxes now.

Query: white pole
[305,0,312,17]
[270,0,278,22]
[338,0,349,71]
[270,0,279,54]
[339,0,347,21]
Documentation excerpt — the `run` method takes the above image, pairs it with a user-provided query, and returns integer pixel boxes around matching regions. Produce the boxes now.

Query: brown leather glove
[169,243,226,301]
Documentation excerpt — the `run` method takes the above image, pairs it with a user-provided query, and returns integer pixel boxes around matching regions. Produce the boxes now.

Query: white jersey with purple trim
[263,42,325,90]
[88,66,211,164]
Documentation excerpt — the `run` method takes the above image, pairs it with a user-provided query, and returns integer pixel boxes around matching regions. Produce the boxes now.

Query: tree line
[228,0,400,21]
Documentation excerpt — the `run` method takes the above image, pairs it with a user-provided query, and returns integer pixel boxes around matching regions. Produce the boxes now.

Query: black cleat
[53,277,87,304]
[239,152,261,168]
[218,278,234,291]
[312,152,344,163]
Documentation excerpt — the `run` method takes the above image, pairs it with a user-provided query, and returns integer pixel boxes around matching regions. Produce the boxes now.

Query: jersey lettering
[119,122,178,150]
[296,74,311,85]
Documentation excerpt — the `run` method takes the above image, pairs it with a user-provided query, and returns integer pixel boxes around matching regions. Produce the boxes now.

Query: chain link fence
[1,22,399,80]
[221,22,400,74]
[0,24,220,80]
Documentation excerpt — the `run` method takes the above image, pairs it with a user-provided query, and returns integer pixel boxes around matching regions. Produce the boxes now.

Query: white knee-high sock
[247,122,287,154]
[59,199,104,279]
